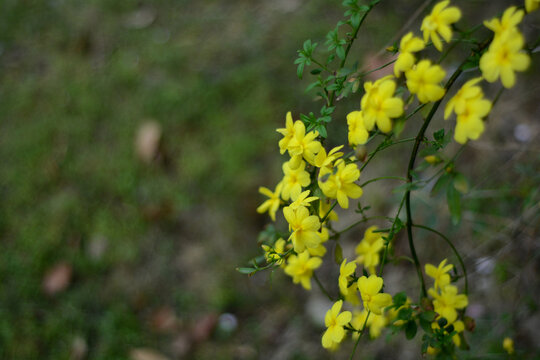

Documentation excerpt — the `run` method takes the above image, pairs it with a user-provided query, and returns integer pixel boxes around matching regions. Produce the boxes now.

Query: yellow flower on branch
[406,60,446,103]
[484,6,524,39]
[347,111,369,146]
[338,259,357,296]
[361,77,404,133]
[283,205,321,252]
[454,97,491,144]
[284,251,322,290]
[425,259,453,290]
[281,160,310,201]
[276,111,295,155]
[421,0,461,51]
[289,189,318,210]
[394,32,425,77]
[428,284,468,323]
[314,145,344,170]
[319,159,363,209]
[355,226,386,274]
[357,275,392,315]
[287,120,322,169]
[479,30,530,89]
[256,182,283,221]
[321,300,352,349]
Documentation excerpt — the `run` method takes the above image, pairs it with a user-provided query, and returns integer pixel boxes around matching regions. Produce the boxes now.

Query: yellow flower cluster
[258,111,366,291]
[322,274,392,349]
[425,259,468,347]
[444,77,492,144]
[480,7,530,89]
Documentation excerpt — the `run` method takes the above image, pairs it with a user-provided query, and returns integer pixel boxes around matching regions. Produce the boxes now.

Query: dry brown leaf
[42,262,72,296]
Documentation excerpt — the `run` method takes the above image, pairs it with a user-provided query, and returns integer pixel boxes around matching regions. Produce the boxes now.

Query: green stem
[349,311,371,360]
[359,176,407,188]
[404,50,476,299]
[320,200,338,223]
[357,59,396,78]
[412,224,468,295]
[313,272,334,301]
[359,136,416,171]
[329,3,378,106]
[332,216,388,237]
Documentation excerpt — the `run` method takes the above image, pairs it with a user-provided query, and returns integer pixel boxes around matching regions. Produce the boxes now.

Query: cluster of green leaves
[389,293,463,359]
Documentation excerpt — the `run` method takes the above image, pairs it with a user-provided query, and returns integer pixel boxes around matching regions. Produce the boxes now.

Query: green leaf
[398,308,413,321]
[236,267,256,275]
[405,320,417,339]
[431,173,452,197]
[310,68,322,75]
[393,117,406,138]
[453,173,469,194]
[316,124,327,138]
[419,311,437,322]
[336,45,346,60]
[419,318,432,333]
[297,62,305,79]
[393,292,407,307]
[446,183,461,225]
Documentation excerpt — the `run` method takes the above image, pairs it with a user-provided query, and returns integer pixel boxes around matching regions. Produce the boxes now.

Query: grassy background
[0,0,538,359]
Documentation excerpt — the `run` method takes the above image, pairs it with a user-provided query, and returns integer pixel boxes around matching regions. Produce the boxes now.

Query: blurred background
[0,0,538,359]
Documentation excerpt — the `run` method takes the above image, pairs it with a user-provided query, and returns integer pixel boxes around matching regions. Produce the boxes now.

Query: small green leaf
[405,320,417,339]
[336,45,346,60]
[393,292,407,307]
[310,68,322,75]
[453,173,469,194]
[398,308,413,320]
[236,267,256,275]
[316,124,327,138]
[297,62,305,79]
[393,117,406,138]
[431,173,452,197]
[419,311,437,322]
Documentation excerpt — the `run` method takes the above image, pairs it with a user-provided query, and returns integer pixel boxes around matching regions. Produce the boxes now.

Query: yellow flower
[281,160,311,201]
[283,205,321,252]
[431,319,465,346]
[351,309,387,339]
[289,189,318,210]
[321,300,352,349]
[256,182,283,221]
[361,77,404,133]
[421,0,461,51]
[284,251,322,290]
[428,284,468,323]
[405,60,446,103]
[314,145,344,169]
[503,337,514,354]
[394,32,425,77]
[338,259,357,296]
[357,275,392,315]
[454,96,491,144]
[425,259,453,290]
[355,226,385,274]
[319,160,363,209]
[484,7,524,39]
[287,120,322,169]
[276,111,295,155]
[526,0,540,12]
[444,77,484,119]
[347,111,369,146]
[479,30,530,89]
